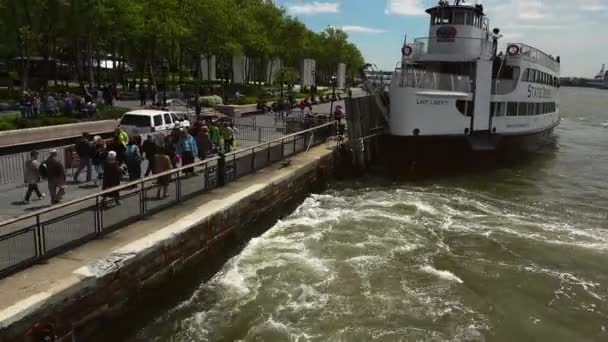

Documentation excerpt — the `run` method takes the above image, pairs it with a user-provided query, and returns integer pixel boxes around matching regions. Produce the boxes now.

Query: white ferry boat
[389,0,560,153]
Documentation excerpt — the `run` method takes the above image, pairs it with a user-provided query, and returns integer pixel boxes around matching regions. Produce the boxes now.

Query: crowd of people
[22,119,240,207]
[18,83,120,119]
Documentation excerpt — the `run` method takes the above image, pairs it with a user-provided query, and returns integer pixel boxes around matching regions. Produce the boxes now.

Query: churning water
[125,87,608,341]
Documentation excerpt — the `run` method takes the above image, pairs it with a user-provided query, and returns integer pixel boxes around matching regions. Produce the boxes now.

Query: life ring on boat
[507,44,520,56]
[404,46,413,57]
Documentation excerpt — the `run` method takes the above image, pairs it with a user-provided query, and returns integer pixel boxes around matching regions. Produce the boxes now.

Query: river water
[125,87,608,341]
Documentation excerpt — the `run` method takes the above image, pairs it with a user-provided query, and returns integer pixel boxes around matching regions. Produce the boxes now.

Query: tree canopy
[0,0,365,89]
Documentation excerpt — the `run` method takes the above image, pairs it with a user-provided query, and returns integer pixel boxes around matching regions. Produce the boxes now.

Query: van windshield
[120,114,149,127]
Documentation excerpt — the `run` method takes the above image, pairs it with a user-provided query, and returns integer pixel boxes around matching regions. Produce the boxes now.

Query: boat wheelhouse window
[454,10,465,25]
[466,11,474,25]
[507,102,518,116]
[522,69,530,82]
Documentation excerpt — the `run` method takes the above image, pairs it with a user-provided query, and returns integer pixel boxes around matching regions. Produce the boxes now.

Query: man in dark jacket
[73,132,93,183]
[45,150,66,204]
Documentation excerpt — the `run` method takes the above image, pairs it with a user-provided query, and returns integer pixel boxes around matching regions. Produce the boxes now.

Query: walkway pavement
[0,92,359,222]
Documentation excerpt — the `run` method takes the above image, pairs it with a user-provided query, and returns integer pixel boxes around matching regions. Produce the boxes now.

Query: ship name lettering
[416,99,449,105]
[527,85,552,99]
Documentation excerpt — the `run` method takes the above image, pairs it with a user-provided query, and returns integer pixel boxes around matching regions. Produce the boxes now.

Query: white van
[118,110,190,137]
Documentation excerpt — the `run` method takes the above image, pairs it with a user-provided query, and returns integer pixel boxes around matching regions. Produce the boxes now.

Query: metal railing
[508,43,560,73]
[0,122,337,278]
[397,68,472,92]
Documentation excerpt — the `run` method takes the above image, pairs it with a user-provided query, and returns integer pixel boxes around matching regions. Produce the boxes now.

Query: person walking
[91,135,107,186]
[177,130,197,174]
[125,137,143,182]
[139,83,146,106]
[73,133,93,183]
[209,122,221,152]
[152,147,173,199]
[142,135,157,176]
[102,151,122,206]
[45,150,66,204]
[23,151,46,203]
[196,126,213,160]
[221,124,234,153]
[113,127,129,163]
[32,93,40,118]
[333,105,344,124]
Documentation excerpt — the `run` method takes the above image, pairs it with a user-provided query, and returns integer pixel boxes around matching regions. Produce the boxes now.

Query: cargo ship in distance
[389,0,561,154]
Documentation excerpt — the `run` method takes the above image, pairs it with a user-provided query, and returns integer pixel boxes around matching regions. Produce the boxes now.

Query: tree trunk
[87,42,94,87]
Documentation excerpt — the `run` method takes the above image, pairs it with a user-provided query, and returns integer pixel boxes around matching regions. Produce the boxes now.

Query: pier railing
[0,122,337,278]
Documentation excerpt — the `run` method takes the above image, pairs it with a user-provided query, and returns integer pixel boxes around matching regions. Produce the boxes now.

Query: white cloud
[385,0,426,16]
[341,25,386,33]
[289,1,340,15]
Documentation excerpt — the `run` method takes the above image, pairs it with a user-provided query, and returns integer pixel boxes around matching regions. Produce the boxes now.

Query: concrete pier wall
[0,143,337,341]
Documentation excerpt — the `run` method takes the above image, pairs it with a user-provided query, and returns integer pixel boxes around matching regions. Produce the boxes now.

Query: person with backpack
[73,132,93,183]
[23,150,46,204]
[177,130,197,174]
[45,150,66,204]
[125,137,143,182]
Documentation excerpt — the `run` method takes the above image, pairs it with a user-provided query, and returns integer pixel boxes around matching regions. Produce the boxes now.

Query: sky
[278,0,608,77]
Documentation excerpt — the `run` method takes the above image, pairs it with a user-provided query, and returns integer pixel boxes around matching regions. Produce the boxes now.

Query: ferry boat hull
[386,1,561,156]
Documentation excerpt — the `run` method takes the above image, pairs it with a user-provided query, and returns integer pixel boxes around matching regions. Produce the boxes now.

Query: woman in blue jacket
[177,130,198,175]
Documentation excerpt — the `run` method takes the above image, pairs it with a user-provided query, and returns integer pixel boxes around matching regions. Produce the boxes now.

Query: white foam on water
[420,265,464,284]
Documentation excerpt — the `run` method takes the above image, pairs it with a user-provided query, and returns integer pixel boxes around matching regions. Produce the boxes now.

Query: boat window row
[522,68,560,87]
[494,102,557,117]
[430,9,487,28]
[456,101,557,116]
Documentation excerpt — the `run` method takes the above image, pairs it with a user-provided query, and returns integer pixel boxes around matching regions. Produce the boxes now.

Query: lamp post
[330,74,337,116]
[162,59,168,108]
[311,70,316,100]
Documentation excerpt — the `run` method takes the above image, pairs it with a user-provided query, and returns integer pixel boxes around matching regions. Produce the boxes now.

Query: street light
[162,59,169,108]
[330,74,337,115]
[311,70,316,100]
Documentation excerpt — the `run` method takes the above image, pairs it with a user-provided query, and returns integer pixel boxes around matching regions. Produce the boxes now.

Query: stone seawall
[0,144,336,342]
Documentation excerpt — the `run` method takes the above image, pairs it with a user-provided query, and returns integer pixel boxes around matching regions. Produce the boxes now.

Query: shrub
[235,96,258,105]
[199,95,223,107]
[0,121,14,131]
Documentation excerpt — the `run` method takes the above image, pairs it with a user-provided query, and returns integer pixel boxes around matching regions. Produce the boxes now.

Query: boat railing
[508,43,560,72]
[396,68,472,92]
[410,37,492,61]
